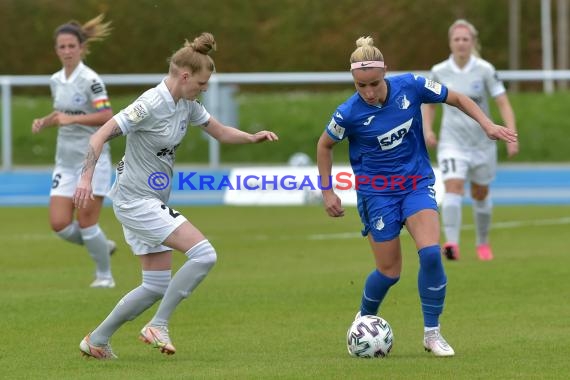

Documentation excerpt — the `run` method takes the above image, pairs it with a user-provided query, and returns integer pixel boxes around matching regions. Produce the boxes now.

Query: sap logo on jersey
[377,118,413,150]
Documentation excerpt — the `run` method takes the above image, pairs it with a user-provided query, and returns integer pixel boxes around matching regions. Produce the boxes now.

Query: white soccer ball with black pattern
[347,315,394,358]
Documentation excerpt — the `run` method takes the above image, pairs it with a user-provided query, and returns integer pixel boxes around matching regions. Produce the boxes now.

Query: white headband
[350,61,385,70]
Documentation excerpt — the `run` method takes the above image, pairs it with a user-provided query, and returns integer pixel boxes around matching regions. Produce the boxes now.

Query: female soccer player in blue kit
[316,36,517,357]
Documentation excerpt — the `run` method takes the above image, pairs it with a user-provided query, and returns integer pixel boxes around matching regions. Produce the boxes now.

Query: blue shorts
[357,186,438,242]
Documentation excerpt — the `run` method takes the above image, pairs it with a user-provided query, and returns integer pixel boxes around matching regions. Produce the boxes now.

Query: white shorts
[113,198,187,255]
[437,145,497,185]
[50,154,112,197]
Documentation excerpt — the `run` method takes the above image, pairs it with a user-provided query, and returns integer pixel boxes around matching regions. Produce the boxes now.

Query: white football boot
[139,324,176,355]
[79,334,117,359]
[90,277,116,288]
[423,328,455,357]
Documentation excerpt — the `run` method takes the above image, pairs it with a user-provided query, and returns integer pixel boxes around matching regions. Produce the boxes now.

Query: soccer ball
[347,315,394,358]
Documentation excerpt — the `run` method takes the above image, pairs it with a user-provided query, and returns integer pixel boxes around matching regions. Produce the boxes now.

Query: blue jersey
[325,73,448,195]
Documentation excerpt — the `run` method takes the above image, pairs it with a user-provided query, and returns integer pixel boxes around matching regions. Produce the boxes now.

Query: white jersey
[50,61,111,167]
[429,55,506,150]
[109,80,210,204]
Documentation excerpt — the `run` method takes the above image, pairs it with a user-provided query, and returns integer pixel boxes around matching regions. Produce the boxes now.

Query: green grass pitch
[2,205,570,379]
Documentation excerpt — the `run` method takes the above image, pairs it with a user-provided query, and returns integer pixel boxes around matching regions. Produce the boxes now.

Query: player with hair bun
[73,32,278,359]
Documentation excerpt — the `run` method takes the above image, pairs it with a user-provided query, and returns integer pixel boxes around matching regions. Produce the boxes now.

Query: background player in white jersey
[73,32,278,359]
[317,36,517,357]
[423,19,519,261]
[31,15,116,288]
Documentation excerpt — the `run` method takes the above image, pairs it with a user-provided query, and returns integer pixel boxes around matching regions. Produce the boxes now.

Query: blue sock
[418,245,447,327]
[360,269,399,316]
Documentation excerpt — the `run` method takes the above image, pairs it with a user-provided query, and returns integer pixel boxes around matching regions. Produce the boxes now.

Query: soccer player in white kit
[73,32,278,359]
[32,15,116,288]
[423,19,519,261]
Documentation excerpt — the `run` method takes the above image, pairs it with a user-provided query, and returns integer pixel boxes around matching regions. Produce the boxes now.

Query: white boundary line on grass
[305,216,570,241]
[3,216,570,242]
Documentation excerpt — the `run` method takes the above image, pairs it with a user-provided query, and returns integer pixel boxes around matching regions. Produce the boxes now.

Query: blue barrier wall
[1,165,569,206]
[478,165,570,205]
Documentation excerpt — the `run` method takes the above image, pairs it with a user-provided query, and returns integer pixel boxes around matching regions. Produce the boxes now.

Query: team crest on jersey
[124,101,149,123]
[424,79,442,95]
[396,94,411,110]
[72,93,87,106]
[179,120,187,132]
[327,118,345,139]
[470,80,483,93]
[377,118,413,151]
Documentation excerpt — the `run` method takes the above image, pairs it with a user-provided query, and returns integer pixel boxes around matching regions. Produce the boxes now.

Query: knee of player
[187,240,218,268]
[203,250,218,268]
[376,262,401,278]
[470,185,489,200]
[50,220,73,233]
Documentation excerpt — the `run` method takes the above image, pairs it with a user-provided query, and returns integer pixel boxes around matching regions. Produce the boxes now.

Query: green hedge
[0,0,553,76]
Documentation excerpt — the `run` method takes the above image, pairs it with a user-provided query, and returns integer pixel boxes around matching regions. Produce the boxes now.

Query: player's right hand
[73,182,94,209]
[31,119,44,134]
[322,191,344,217]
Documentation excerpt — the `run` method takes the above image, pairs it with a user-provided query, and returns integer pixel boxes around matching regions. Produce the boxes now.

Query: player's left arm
[55,108,114,127]
[445,90,517,143]
[494,93,519,158]
[200,116,278,144]
[32,108,113,132]
[422,104,438,148]
[421,72,440,148]
[57,77,113,126]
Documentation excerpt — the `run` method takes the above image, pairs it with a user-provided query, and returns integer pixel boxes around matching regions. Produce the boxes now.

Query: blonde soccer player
[73,32,278,359]
[423,19,519,261]
[318,36,516,357]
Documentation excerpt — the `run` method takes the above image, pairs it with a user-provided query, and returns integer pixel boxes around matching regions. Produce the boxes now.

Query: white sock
[441,193,462,244]
[90,270,171,345]
[56,221,83,245]
[150,240,217,326]
[80,224,112,279]
[424,325,440,333]
[473,197,492,245]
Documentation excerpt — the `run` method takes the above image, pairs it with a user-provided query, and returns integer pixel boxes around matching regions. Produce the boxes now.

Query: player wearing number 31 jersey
[423,19,518,261]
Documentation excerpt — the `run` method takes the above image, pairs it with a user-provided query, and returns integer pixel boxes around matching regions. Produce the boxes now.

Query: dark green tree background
[0,0,550,75]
